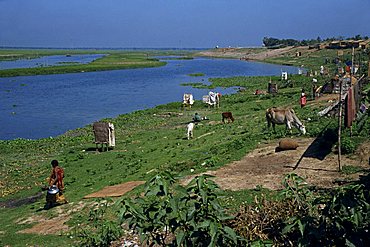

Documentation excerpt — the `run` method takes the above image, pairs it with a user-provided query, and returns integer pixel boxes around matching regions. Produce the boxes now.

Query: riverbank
[0,49,369,245]
[195,45,360,73]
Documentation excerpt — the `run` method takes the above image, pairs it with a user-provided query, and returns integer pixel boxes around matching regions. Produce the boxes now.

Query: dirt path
[183,138,369,190]
[196,46,297,61]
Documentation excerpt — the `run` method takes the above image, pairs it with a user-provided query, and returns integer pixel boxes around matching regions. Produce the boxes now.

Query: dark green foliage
[187,73,205,77]
[120,172,238,246]
[180,82,209,88]
[278,176,370,246]
[340,137,356,154]
[230,174,370,246]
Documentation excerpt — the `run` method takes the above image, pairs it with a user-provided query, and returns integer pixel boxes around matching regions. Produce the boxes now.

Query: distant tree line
[262,35,370,48]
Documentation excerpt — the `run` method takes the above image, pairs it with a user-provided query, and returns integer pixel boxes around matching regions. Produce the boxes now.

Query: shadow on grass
[0,192,43,208]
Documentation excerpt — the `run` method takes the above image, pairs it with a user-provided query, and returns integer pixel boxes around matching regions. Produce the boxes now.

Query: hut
[92,122,115,151]
[359,40,370,49]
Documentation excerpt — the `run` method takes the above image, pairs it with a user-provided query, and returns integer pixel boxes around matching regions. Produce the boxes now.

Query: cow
[186,122,195,140]
[222,112,234,123]
[266,107,306,135]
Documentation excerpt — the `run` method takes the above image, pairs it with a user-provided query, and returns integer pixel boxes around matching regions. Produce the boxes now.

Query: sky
[0,0,370,48]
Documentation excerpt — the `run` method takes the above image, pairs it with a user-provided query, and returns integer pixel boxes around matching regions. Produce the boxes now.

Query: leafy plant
[340,137,356,154]
[119,172,238,246]
[279,175,370,247]
[74,199,122,247]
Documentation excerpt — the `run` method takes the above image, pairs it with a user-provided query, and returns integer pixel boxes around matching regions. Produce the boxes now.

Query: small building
[359,40,370,49]
[328,39,366,49]
[328,41,341,49]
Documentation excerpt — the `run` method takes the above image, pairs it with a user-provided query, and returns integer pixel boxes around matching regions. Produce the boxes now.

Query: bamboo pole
[337,78,342,172]
[350,47,354,137]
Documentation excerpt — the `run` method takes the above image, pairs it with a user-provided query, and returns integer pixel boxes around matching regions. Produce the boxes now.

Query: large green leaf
[223,226,237,243]
[176,230,185,246]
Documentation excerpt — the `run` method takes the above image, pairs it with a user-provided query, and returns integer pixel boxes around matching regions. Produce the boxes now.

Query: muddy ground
[197,46,296,60]
[183,138,369,191]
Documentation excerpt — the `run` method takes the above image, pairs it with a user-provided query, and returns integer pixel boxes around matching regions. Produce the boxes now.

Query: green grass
[180,82,209,88]
[0,49,199,77]
[188,73,205,77]
[341,165,365,175]
[0,53,166,77]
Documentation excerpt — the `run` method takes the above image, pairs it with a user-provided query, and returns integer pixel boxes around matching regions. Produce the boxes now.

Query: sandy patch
[183,138,368,190]
[83,181,145,198]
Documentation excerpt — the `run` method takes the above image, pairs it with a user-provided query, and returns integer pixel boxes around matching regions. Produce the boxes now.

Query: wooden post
[351,46,355,75]
[350,46,354,137]
[337,79,343,172]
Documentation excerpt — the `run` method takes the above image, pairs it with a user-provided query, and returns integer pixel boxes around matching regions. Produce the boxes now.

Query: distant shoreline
[0,46,211,51]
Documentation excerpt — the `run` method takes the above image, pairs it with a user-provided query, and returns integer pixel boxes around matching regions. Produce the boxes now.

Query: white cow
[186,122,195,140]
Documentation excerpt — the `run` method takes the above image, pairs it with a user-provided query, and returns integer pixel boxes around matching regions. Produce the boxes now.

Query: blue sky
[0,0,369,48]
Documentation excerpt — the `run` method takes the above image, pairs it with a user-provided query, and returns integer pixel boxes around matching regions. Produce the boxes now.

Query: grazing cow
[266,107,306,134]
[183,93,194,109]
[187,122,195,139]
[222,112,234,123]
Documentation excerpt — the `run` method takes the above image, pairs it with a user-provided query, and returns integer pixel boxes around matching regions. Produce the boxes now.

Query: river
[0,56,298,140]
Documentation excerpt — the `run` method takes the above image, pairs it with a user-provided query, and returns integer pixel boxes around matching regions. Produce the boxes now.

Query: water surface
[0,57,298,140]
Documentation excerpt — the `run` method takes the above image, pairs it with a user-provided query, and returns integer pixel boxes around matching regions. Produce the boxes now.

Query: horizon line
[0,45,263,50]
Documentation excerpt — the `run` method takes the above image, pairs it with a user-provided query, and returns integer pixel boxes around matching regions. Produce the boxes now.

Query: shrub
[74,199,122,247]
[230,174,370,246]
[341,137,356,154]
[119,172,238,246]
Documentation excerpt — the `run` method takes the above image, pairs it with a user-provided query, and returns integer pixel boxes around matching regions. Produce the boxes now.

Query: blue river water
[0,56,299,140]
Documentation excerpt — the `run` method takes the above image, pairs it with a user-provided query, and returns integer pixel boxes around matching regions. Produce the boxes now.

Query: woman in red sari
[49,160,65,191]
[46,160,67,208]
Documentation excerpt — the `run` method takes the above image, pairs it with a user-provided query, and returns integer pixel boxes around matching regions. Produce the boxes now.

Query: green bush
[341,137,356,154]
[230,174,370,246]
[279,175,370,247]
[74,199,122,247]
[119,172,238,246]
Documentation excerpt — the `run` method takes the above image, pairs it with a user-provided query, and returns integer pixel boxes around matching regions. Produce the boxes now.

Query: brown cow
[222,112,234,123]
[266,107,306,134]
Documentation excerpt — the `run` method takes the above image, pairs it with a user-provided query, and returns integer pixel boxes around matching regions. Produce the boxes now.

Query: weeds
[73,199,121,247]
[119,172,238,246]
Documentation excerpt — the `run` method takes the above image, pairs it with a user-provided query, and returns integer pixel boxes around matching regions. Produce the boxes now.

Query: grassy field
[0,47,369,246]
[0,49,197,77]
